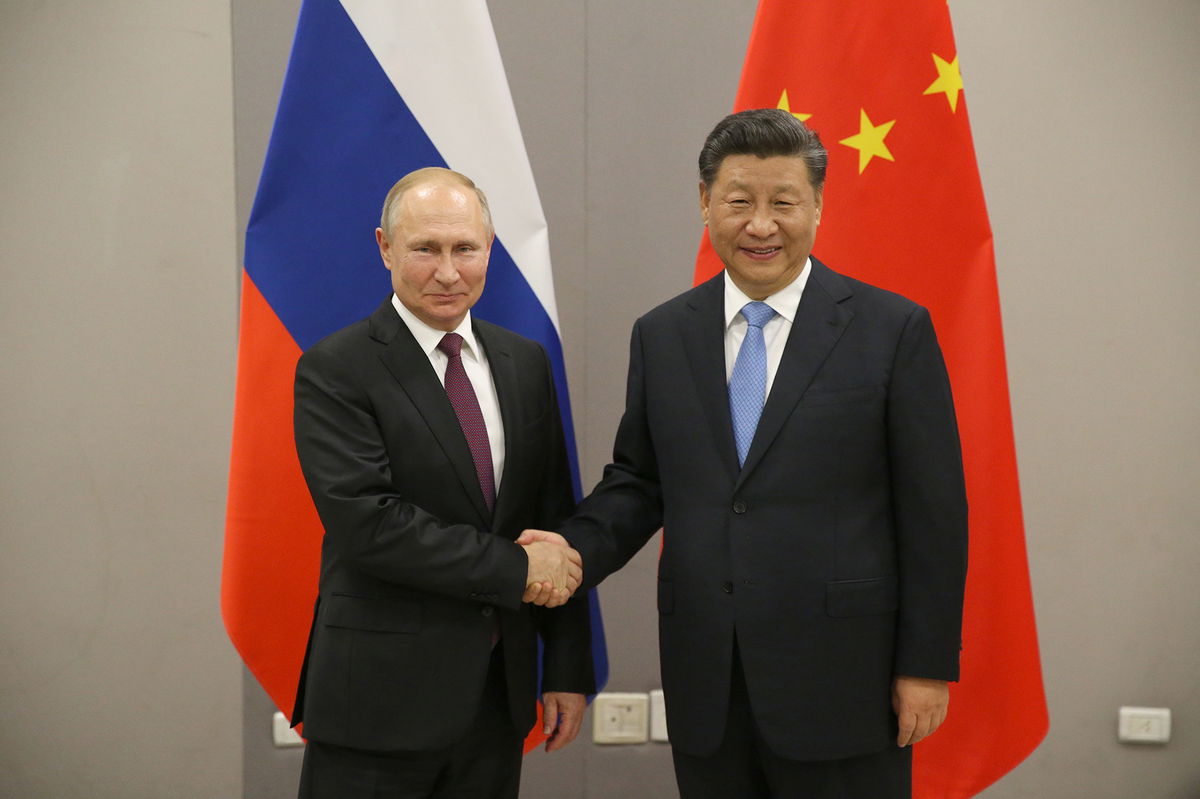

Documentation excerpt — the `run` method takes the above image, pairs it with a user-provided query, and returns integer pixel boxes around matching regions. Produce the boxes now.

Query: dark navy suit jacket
[563,261,967,760]
[291,298,594,752]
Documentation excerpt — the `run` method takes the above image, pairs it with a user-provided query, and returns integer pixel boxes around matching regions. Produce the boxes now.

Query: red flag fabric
[696,2,1048,795]
[222,274,321,731]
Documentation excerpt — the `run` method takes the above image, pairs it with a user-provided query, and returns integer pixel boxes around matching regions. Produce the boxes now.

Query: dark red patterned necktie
[437,333,496,512]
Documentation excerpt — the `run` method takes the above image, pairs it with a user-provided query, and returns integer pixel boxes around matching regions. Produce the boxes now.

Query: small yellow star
[839,109,895,174]
[776,89,812,122]
[923,53,963,112]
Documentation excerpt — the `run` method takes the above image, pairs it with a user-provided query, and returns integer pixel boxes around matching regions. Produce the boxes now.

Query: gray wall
[0,2,242,798]
[953,4,1200,796]
[1,0,1196,797]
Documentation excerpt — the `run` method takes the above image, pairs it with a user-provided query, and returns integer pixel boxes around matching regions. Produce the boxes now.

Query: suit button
[732,500,747,514]
[722,581,733,594]
[481,606,494,617]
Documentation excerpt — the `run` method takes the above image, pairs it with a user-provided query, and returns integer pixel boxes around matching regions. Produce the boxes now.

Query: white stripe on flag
[340,0,560,331]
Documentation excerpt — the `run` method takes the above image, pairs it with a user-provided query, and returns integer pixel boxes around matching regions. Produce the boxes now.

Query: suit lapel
[683,276,741,481]
[370,300,493,527]
[735,260,855,489]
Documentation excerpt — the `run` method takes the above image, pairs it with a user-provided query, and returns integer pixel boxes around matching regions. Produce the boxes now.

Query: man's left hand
[541,691,586,752]
[892,676,949,747]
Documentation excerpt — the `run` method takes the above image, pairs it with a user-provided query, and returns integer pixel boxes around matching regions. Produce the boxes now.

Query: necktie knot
[437,332,463,358]
[741,301,775,329]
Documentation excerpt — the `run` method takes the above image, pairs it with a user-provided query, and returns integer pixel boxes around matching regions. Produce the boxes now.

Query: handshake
[518,529,583,608]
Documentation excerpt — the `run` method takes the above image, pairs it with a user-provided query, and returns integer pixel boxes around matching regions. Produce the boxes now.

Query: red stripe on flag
[222,272,323,722]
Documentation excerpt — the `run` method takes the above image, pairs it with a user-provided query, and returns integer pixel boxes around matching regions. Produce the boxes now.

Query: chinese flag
[695,2,1048,796]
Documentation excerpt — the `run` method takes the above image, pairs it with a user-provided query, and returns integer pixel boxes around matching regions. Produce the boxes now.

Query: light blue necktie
[729,301,776,467]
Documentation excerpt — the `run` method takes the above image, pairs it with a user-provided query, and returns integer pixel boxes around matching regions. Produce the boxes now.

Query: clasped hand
[518,529,581,607]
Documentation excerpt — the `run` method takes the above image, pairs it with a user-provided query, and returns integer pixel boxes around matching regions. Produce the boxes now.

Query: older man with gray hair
[291,167,594,798]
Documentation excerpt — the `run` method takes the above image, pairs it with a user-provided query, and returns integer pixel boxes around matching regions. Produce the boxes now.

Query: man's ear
[376,227,393,270]
[699,181,710,225]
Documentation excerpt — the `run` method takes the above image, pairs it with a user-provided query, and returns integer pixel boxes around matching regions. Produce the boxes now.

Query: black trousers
[298,646,523,799]
[672,641,911,799]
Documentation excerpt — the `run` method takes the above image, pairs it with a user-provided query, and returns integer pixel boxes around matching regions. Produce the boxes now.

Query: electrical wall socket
[1118,706,1171,744]
[272,711,304,747]
[592,692,649,744]
[649,688,669,742]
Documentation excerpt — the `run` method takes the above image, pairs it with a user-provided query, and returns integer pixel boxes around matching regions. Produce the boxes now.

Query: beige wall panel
[0,2,241,797]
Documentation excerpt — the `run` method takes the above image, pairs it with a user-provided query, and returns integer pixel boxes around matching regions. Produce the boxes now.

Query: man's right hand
[519,530,582,607]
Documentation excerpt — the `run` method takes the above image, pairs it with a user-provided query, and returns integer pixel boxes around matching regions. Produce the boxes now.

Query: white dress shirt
[392,295,505,494]
[723,258,812,399]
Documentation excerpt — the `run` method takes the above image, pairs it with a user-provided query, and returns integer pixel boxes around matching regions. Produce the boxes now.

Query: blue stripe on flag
[246,0,583,493]
[246,0,431,346]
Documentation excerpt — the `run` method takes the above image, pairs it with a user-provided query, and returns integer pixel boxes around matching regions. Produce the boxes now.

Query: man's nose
[433,254,460,283]
[745,209,777,236]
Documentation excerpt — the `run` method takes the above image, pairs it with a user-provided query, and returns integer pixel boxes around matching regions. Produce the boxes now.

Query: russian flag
[221,0,607,751]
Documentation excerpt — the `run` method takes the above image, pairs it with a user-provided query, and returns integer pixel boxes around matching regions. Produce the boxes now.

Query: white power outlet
[1118,706,1171,744]
[649,688,669,742]
[592,692,649,744]
[272,711,305,747]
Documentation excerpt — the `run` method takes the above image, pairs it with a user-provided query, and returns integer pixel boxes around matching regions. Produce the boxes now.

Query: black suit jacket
[563,260,967,760]
[290,298,594,752]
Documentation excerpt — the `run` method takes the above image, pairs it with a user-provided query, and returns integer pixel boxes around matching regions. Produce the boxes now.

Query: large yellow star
[839,109,895,173]
[776,89,812,121]
[923,53,963,112]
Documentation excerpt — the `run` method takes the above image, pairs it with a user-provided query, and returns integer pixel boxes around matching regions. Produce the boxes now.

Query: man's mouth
[740,246,781,259]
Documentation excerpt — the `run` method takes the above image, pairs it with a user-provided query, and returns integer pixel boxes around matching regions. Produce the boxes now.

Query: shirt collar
[391,294,482,361]
[723,257,811,329]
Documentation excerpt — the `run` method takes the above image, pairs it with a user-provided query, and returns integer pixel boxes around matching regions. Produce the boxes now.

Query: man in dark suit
[523,109,968,797]
[291,167,594,798]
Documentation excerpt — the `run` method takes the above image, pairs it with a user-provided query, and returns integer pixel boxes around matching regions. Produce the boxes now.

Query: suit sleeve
[529,345,597,695]
[887,306,969,680]
[294,344,529,610]
[561,319,665,589]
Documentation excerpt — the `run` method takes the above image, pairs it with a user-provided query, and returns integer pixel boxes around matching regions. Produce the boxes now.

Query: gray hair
[698,108,827,193]
[379,166,494,239]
